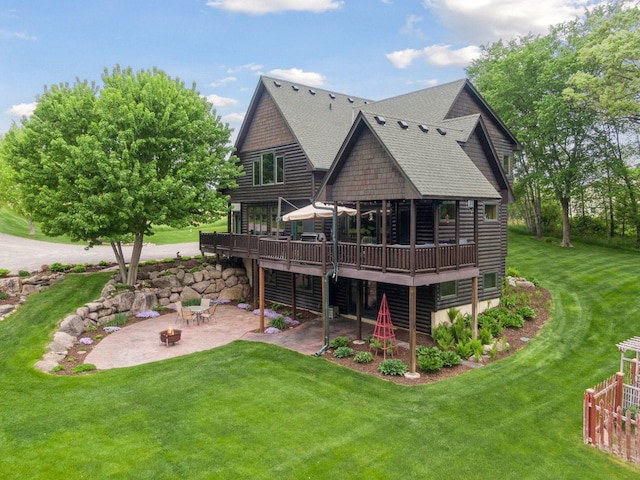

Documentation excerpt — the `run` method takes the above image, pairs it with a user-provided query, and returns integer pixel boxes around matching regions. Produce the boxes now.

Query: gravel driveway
[0,232,201,274]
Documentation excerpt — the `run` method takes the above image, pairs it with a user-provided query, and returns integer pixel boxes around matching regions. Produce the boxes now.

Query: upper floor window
[253,153,284,186]
[484,203,498,222]
[439,201,457,225]
[503,154,512,175]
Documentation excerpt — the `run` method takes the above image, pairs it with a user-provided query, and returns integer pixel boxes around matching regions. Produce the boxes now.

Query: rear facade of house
[200,76,519,335]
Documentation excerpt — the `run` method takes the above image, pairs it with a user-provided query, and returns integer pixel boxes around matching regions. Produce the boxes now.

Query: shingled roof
[355,111,501,200]
[235,76,372,170]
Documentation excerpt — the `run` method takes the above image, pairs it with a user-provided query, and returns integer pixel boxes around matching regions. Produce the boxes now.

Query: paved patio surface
[85,304,374,370]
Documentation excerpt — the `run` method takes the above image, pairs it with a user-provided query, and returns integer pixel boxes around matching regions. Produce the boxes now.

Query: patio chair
[180,307,195,326]
[199,303,217,323]
[174,301,183,323]
[200,298,211,308]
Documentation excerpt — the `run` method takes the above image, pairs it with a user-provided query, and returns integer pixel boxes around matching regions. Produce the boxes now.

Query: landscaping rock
[35,359,60,373]
[183,272,195,285]
[193,271,204,283]
[85,302,103,313]
[47,340,69,354]
[0,277,21,294]
[190,280,211,294]
[112,291,135,312]
[180,286,200,302]
[60,314,85,336]
[21,284,43,295]
[217,284,244,301]
[0,304,15,317]
[53,331,77,349]
[131,292,157,313]
[76,306,90,317]
[150,274,181,289]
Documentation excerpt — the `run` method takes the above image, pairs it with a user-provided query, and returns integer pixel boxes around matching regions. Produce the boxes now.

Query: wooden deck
[200,232,477,284]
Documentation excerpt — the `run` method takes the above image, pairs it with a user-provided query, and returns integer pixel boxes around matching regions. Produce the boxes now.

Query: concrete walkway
[0,232,200,274]
[85,305,374,370]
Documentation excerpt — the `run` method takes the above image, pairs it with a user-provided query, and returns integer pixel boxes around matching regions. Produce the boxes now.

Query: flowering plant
[136,310,160,318]
[264,327,280,334]
[252,308,281,319]
[285,318,300,327]
[237,303,250,310]
[213,299,231,304]
[103,326,121,333]
[79,337,93,345]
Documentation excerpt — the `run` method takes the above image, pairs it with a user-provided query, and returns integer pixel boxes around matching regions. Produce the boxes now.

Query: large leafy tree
[0,66,241,284]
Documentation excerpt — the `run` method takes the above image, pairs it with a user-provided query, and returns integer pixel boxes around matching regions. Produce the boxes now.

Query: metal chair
[174,301,183,324]
[180,307,195,326]
[199,303,217,323]
[200,298,211,308]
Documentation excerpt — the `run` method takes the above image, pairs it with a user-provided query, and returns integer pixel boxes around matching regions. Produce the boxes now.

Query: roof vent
[273,81,281,87]
[374,115,386,125]
[418,124,429,133]
[309,89,316,95]
[437,127,447,135]
[398,120,409,129]
[292,85,299,91]
[348,97,354,103]
[329,93,336,99]
[364,101,369,104]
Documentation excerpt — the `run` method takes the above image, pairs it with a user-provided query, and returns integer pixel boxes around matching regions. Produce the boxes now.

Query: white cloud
[0,29,37,41]
[210,76,238,88]
[223,112,246,123]
[226,63,263,74]
[205,94,239,108]
[400,14,425,39]
[386,44,480,69]
[423,0,602,44]
[5,102,37,117]
[206,0,343,14]
[268,68,326,86]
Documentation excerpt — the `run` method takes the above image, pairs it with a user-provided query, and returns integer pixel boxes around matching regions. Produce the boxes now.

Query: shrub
[85,324,98,333]
[501,312,525,328]
[162,258,174,263]
[51,365,65,372]
[418,354,444,373]
[104,313,127,327]
[181,256,191,261]
[50,262,72,272]
[268,316,289,330]
[72,363,96,374]
[353,351,374,364]
[0,268,10,277]
[18,270,30,277]
[0,291,9,300]
[182,298,201,307]
[479,327,493,345]
[431,324,455,351]
[330,336,349,348]
[469,339,484,357]
[505,267,520,277]
[333,347,354,358]
[378,359,408,376]
[500,294,517,309]
[440,350,462,367]
[73,265,86,273]
[98,260,111,267]
[271,301,283,311]
[516,306,536,320]
[455,340,473,359]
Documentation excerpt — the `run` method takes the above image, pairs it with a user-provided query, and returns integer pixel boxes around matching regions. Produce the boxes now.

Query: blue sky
[0,0,603,142]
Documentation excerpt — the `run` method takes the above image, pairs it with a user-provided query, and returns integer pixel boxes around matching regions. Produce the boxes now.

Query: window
[484,203,498,222]
[440,281,457,298]
[248,206,268,235]
[295,274,313,292]
[253,152,285,186]
[483,272,498,291]
[439,201,457,225]
[503,154,512,175]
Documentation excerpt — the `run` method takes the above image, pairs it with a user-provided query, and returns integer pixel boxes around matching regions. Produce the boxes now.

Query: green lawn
[0,207,227,245]
[1,231,639,478]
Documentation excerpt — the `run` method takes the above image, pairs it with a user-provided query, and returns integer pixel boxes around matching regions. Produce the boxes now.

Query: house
[200,75,520,373]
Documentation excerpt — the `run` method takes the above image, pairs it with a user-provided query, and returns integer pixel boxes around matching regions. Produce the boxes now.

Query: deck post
[356,202,362,270]
[357,279,362,340]
[321,273,327,344]
[409,286,417,375]
[615,371,624,412]
[410,199,416,277]
[472,276,478,340]
[259,265,265,333]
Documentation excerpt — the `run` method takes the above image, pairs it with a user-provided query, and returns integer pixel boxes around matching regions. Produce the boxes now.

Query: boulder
[191,281,211,294]
[21,284,43,295]
[53,331,77,349]
[193,271,204,283]
[0,277,21,294]
[131,291,158,313]
[112,291,135,312]
[183,272,195,285]
[0,304,15,317]
[46,340,69,354]
[35,359,60,373]
[225,275,239,288]
[60,315,86,336]
[76,306,90,317]
[150,274,181,289]
[85,302,103,313]
[217,285,244,301]
[179,286,200,302]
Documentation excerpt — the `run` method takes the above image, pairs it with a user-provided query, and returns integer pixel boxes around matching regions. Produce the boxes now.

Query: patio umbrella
[281,202,357,221]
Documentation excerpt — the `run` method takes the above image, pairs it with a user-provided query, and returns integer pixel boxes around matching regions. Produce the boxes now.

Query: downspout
[313,199,338,356]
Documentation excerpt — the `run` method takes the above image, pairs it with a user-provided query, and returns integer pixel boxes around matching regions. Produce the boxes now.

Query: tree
[0,66,242,284]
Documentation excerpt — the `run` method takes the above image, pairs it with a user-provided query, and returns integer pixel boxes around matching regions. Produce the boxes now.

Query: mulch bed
[323,283,552,386]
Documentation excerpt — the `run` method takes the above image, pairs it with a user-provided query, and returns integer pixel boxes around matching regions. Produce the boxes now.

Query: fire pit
[160,328,181,346]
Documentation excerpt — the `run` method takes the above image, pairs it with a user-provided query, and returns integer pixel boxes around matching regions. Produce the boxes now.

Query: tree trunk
[111,241,129,282]
[126,232,144,285]
[560,196,573,247]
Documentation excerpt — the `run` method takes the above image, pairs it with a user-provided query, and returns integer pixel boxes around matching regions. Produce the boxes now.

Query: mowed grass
[0,207,227,245]
[1,232,639,478]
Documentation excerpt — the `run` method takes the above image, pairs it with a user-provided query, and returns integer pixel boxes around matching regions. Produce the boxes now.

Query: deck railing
[200,232,476,274]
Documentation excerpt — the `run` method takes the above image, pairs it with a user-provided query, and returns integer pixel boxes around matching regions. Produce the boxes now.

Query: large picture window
[253,152,284,186]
